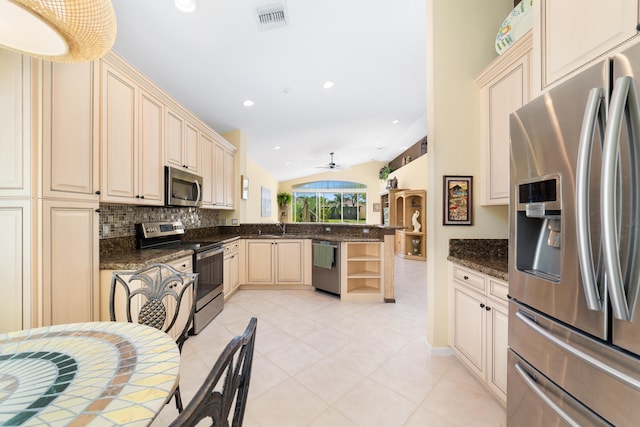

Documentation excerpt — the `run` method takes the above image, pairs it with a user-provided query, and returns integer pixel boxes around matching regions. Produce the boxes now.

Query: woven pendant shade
[0,0,116,62]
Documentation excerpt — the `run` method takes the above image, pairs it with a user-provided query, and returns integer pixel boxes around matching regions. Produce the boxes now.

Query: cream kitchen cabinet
[0,50,31,198]
[223,240,240,300]
[165,108,199,174]
[100,61,164,205]
[213,140,237,209]
[476,32,532,205]
[41,60,99,201]
[0,200,31,333]
[200,132,215,206]
[41,200,99,326]
[244,239,307,285]
[449,262,508,405]
[536,0,639,90]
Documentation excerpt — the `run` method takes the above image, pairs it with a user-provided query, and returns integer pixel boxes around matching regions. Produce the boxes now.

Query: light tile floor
[152,257,506,427]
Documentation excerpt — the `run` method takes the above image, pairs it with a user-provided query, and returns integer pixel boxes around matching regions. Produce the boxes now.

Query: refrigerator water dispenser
[515,177,562,282]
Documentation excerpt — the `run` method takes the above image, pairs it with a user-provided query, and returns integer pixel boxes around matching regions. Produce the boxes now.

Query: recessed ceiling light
[285,161,291,165]
[175,0,198,13]
[392,119,400,124]
[274,146,281,150]
[242,99,255,107]
[322,81,335,89]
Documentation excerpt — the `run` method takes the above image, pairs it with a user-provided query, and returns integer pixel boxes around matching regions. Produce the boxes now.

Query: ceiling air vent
[256,3,288,31]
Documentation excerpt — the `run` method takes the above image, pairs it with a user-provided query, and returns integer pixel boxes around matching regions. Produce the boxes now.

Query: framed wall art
[443,175,473,225]
[241,175,249,200]
[261,186,271,217]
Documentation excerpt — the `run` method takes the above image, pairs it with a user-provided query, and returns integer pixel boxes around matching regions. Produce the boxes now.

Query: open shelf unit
[341,242,384,302]
[379,189,405,226]
[394,190,426,260]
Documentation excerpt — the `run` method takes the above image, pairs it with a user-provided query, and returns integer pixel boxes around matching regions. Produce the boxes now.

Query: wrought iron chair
[109,263,199,412]
[169,317,258,427]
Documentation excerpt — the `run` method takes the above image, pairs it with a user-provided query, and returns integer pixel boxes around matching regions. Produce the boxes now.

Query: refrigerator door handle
[516,310,640,391]
[602,75,640,321]
[576,86,605,311]
[514,363,581,427]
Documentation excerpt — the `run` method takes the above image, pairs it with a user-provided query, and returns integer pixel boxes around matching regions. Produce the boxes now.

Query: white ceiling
[110,0,427,181]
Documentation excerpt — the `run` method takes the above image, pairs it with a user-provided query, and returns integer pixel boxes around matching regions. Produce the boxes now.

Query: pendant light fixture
[0,0,117,62]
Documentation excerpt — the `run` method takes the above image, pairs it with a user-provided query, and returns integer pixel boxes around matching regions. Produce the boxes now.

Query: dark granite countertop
[100,233,383,270]
[100,248,194,270]
[447,239,508,281]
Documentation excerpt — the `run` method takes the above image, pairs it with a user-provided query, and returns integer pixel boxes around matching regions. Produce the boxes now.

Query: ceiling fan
[316,152,344,170]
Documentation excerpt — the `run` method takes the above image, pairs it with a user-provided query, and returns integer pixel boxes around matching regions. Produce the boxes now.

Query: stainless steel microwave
[165,166,202,207]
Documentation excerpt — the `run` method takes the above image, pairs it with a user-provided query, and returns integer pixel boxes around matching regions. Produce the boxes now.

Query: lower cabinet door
[487,298,508,404]
[452,285,486,376]
[0,200,31,332]
[41,199,99,325]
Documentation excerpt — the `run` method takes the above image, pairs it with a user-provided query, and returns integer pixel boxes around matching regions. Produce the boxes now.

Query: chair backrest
[109,263,198,350]
[169,317,258,427]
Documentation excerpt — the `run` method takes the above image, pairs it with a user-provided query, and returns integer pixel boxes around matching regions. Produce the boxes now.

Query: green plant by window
[277,192,292,207]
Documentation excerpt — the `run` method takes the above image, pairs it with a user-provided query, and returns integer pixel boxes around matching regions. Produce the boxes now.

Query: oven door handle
[196,247,224,260]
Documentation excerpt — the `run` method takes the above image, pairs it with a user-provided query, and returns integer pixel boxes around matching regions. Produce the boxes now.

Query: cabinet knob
[463,275,469,280]
[485,306,491,311]
[480,303,485,308]
[95,209,101,213]
[636,23,640,32]
[95,190,101,195]
[135,195,140,199]
[140,195,145,199]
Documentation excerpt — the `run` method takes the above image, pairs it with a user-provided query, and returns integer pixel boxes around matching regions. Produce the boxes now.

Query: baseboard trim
[426,343,454,357]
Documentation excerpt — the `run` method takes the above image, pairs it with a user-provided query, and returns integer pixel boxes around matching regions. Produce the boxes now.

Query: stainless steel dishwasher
[312,240,341,295]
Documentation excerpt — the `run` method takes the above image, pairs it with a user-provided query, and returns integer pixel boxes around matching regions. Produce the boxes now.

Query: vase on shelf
[412,239,420,255]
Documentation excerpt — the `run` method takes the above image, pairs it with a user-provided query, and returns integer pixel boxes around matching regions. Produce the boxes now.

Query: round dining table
[0,321,180,426]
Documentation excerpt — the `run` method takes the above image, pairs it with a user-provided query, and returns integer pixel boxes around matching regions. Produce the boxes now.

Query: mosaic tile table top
[0,322,180,426]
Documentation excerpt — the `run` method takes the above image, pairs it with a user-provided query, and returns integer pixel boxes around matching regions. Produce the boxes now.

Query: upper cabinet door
[165,108,184,169]
[200,133,215,206]
[100,63,137,201]
[476,33,532,205]
[224,147,235,208]
[42,60,99,200]
[165,108,200,173]
[138,90,164,205]
[538,0,639,89]
[184,121,199,173]
[0,50,31,197]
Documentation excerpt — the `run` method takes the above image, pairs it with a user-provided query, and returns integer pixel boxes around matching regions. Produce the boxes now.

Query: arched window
[291,180,367,223]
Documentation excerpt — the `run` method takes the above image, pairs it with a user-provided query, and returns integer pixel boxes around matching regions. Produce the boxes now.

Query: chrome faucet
[276,222,286,235]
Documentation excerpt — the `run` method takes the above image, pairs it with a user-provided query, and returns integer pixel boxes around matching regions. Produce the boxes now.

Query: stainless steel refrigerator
[508,42,640,426]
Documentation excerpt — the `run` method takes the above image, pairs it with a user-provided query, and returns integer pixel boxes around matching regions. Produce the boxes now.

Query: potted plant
[379,165,392,180]
[277,192,292,207]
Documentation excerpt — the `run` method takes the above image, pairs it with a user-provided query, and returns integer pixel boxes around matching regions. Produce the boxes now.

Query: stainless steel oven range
[136,220,223,334]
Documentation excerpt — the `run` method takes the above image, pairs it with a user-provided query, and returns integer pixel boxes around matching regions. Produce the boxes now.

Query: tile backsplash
[99,204,219,239]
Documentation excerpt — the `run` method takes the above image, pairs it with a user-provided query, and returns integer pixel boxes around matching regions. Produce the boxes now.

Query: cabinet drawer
[171,256,192,272]
[452,265,486,293]
[224,241,239,254]
[489,277,508,302]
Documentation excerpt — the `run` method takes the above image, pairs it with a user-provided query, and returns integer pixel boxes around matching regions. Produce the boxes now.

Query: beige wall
[425,0,512,351]
[278,160,387,225]
[387,154,428,192]
[243,157,280,223]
